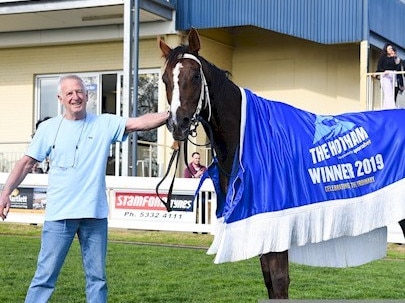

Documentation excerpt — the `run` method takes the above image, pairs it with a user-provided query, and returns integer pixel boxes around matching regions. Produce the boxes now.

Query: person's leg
[78,218,108,303]
[395,86,399,103]
[25,220,78,303]
[381,74,396,109]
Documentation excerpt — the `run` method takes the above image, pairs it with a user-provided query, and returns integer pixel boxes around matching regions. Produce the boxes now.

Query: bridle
[180,53,212,137]
[156,52,228,212]
[183,54,211,121]
[181,54,233,178]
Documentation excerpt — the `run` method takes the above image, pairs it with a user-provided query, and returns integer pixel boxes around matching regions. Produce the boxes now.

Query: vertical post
[131,0,140,176]
[360,0,369,110]
[360,40,369,110]
[122,0,133,176]
[148,144,152,177]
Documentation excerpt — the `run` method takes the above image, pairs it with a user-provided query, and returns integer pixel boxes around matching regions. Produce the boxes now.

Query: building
[0,0,404,176]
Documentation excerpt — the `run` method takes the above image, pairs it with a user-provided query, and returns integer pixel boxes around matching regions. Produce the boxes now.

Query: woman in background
[377,43,402,109]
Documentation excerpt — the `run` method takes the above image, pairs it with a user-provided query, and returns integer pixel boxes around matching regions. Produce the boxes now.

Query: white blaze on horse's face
[170,61,183,125]
[163,53,210,141]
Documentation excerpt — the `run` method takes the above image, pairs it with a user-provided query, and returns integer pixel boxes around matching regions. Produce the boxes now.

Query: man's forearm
[0,157,33,198]
[125,112,169,133]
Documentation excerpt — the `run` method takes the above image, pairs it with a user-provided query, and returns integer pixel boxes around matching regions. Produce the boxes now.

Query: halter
[181,53,212,124]
[178,54,234,177]
[155,54,214,212]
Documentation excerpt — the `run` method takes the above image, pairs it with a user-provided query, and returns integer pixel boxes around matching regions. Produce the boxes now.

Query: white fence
[0,173,218,234]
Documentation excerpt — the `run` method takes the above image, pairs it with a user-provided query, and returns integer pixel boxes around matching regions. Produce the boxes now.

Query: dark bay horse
[159,28,289,299]
[159,28,405,299]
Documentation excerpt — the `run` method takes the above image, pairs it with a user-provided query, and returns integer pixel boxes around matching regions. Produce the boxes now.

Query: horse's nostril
[180,117,191,130]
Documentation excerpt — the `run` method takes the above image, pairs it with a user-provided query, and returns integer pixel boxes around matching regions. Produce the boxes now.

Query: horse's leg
[260,251,290,299]
[399,219,405,240]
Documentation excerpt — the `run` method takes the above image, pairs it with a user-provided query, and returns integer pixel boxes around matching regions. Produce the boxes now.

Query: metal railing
[134,140,211,177]
[0,151,26,173]
[366,71,405,110]
[0,140,212,176]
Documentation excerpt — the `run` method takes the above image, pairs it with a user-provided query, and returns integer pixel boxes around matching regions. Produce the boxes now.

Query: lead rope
[156,117,233,213]
[156,142,181,212]
[183,138,195,177]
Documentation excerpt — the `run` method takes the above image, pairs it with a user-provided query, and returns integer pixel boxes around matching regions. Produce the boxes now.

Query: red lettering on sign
[115,192,167,210]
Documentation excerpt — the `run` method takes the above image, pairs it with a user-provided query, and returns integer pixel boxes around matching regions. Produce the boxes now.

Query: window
[134,71,160,176]
[35,70,161,176]
[136,72,159,142]
[36,73,100,121]
[37,77,59,120]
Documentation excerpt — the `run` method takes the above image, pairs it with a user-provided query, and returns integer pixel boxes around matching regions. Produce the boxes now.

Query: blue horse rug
[202,88,405,266]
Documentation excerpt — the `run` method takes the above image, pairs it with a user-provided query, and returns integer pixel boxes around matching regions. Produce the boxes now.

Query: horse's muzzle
[166,115,191,141]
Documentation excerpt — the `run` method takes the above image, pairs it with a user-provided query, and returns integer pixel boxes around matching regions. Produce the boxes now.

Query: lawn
[0,223,404,302]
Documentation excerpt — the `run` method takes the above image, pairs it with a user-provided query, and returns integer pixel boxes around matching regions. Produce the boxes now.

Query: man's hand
[195,169,204,178]
[0,196,11,221]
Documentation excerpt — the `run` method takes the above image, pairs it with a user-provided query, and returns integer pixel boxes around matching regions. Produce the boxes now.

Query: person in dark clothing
[394,55,404,103]
[377,43,402,108]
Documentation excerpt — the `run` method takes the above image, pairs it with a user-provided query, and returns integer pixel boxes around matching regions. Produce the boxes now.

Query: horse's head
[159,28,210,141]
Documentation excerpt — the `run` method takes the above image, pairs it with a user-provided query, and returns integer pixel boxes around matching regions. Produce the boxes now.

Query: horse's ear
[188,27,201,53]
[158,36,172,58]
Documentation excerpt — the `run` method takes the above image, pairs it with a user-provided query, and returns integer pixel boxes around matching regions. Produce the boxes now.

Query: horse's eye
[194,72,201,81]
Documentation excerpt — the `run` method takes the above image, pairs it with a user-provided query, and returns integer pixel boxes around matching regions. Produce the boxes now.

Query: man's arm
[0,155,37,220]
[125,112,169,134]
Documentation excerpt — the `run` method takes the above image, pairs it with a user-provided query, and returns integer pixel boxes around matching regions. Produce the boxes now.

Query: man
[184,152,208,227]
[183,152,207,178]
[0,74,168,303]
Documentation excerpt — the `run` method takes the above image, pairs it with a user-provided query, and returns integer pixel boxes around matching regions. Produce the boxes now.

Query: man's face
[58,78,88,116]
[192,154,201,165]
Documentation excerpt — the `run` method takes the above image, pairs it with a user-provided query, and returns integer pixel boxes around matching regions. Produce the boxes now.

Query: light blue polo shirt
[27,113,128,221]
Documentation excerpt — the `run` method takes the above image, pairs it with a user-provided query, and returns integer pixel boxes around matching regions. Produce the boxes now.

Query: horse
[159,28,405,299]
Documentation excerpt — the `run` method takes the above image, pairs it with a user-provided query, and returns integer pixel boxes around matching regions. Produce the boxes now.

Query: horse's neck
[205,74,241,175]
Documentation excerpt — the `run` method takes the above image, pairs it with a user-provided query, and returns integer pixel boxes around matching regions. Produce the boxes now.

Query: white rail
[366,71,405,110]
[0,173,218,234]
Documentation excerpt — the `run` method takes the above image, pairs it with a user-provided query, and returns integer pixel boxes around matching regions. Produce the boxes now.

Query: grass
[0,223,404,302]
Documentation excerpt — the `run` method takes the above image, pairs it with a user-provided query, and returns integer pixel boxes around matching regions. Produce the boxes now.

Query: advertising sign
[9,187,47,210]
[112,191,196,223]
[33,188,47,210]
[10,188,33,209]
